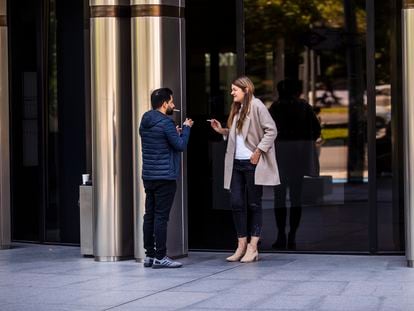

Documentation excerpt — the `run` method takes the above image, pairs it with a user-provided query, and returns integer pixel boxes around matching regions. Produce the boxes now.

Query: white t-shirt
[234,106,252,160]
[235,132,253,160]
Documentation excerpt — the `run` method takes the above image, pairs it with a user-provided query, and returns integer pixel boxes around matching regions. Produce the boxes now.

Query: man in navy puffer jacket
[139,87,193,269]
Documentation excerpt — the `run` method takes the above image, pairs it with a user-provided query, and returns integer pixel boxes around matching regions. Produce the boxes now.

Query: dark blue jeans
[230,159,263,238]
[143,180,177,260]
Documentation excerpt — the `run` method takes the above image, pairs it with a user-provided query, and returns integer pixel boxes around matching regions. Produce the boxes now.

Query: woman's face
[231,84,246,103]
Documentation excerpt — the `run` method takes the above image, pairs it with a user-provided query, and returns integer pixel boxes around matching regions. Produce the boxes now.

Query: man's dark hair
[151,88,173,109]
[277,79,302,99]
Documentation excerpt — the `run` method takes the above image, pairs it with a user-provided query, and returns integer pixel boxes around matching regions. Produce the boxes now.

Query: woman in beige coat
[209,76,280,263]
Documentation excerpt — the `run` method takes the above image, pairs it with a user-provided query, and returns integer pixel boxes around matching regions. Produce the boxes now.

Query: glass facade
[186,0,403,253]
[375,0,404,251]
[5,0,404,252]
[8,0,86,244]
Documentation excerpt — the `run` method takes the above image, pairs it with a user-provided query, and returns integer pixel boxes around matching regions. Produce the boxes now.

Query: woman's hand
[208,119,226,135]
[250,148,262,165]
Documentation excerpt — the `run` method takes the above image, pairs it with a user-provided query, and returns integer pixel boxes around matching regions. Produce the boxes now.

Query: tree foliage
[245,0,366,48]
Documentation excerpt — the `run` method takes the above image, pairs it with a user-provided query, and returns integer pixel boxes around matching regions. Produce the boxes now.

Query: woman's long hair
[227,76,255,132]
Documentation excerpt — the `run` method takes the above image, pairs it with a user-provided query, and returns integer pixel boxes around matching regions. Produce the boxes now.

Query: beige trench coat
[224,97,280,189]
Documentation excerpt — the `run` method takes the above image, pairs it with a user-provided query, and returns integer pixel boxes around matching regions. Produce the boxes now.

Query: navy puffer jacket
[139,110,191,180]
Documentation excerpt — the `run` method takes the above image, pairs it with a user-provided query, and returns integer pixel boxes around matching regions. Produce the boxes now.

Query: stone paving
[0,243,413,310]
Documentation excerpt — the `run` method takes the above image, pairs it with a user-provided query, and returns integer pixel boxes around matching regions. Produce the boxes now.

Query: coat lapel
[230,116,237,137]
[242,115,251,140]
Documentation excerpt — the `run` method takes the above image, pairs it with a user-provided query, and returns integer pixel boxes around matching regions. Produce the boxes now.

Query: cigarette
[173,109,180,112]
[206,119,213,122]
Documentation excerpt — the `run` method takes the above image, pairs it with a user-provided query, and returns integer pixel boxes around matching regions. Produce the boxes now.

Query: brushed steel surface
[404,0,414,9]
[131,0,185,8]
[403,9,414,266]
[0,21,11,249]
[0,0,5,15]
[91,16,133,259]
[131,15,187,260]
[130,4,184,17]
[90,0,130,6]
[80,186,93,256]
[90,6,130,18]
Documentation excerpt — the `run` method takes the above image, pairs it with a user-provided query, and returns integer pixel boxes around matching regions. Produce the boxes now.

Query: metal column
[403,0,414,267]
[90,0,133,261]
[0,0,11,250]
[131,0,187,261]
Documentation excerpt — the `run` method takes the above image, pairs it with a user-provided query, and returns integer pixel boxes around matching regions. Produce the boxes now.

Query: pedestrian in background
[209,76,279,263]
[269,79,321,250]
[139,87,194,268]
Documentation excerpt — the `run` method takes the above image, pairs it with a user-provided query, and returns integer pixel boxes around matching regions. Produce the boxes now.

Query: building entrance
[8,0,87,244]
[186,0,404,253]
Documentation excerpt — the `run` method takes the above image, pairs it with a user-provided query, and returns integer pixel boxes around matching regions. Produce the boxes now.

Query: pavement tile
[318,295,382,311]
[282,281,348,296]
[227,279,291,295]
[282,257,390,271]
[208,266,278,280]
[74,290,154,307]
[368,270,414,282]
[189,292,270,309]
[115,276,196,291]
[312,270,375,281]
[0,304,102,311]
[342,281,404,296]
[380,296,414,311]
[109,291,214,310]
[262,269,319,281]
[0,272,97,288]
[0,244,411,311]
[257,295,323,310]
[168,278,241,292]
[9,288,99,305]
[60,276,143,291]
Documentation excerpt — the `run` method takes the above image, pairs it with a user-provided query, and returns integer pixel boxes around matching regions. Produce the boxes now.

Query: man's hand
[176,125,182,134]
[183,118,194,127]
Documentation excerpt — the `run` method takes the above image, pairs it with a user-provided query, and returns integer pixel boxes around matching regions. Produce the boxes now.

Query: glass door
[186,0,240,249]
[9,0,44,242]
[9,0,87,244]
[244,0,369,251]
[186,0,403,253]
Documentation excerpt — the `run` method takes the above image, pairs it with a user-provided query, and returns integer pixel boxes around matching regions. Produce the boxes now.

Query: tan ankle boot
[226,238,247,262]
[240,243,259,263]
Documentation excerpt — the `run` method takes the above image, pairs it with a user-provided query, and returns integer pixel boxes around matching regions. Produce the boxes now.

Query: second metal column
[131,0,187,261]
[403,0,414,267]
[90,0,133,261]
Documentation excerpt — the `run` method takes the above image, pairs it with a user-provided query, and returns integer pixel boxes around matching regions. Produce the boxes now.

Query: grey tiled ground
[0,244,413,310]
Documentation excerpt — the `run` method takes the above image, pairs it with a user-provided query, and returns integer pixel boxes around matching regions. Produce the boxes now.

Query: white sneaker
[152,256,182,269]
[143,257,154,268]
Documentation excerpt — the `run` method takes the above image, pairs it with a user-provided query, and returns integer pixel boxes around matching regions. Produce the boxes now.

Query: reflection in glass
[186,0,402,253]
[375,0,403,251]
[269,79,322,250]
[245,0,369,251]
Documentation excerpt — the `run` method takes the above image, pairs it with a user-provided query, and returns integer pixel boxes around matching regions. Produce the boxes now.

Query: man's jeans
[143,180,177,260]
[230,159,263,237]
